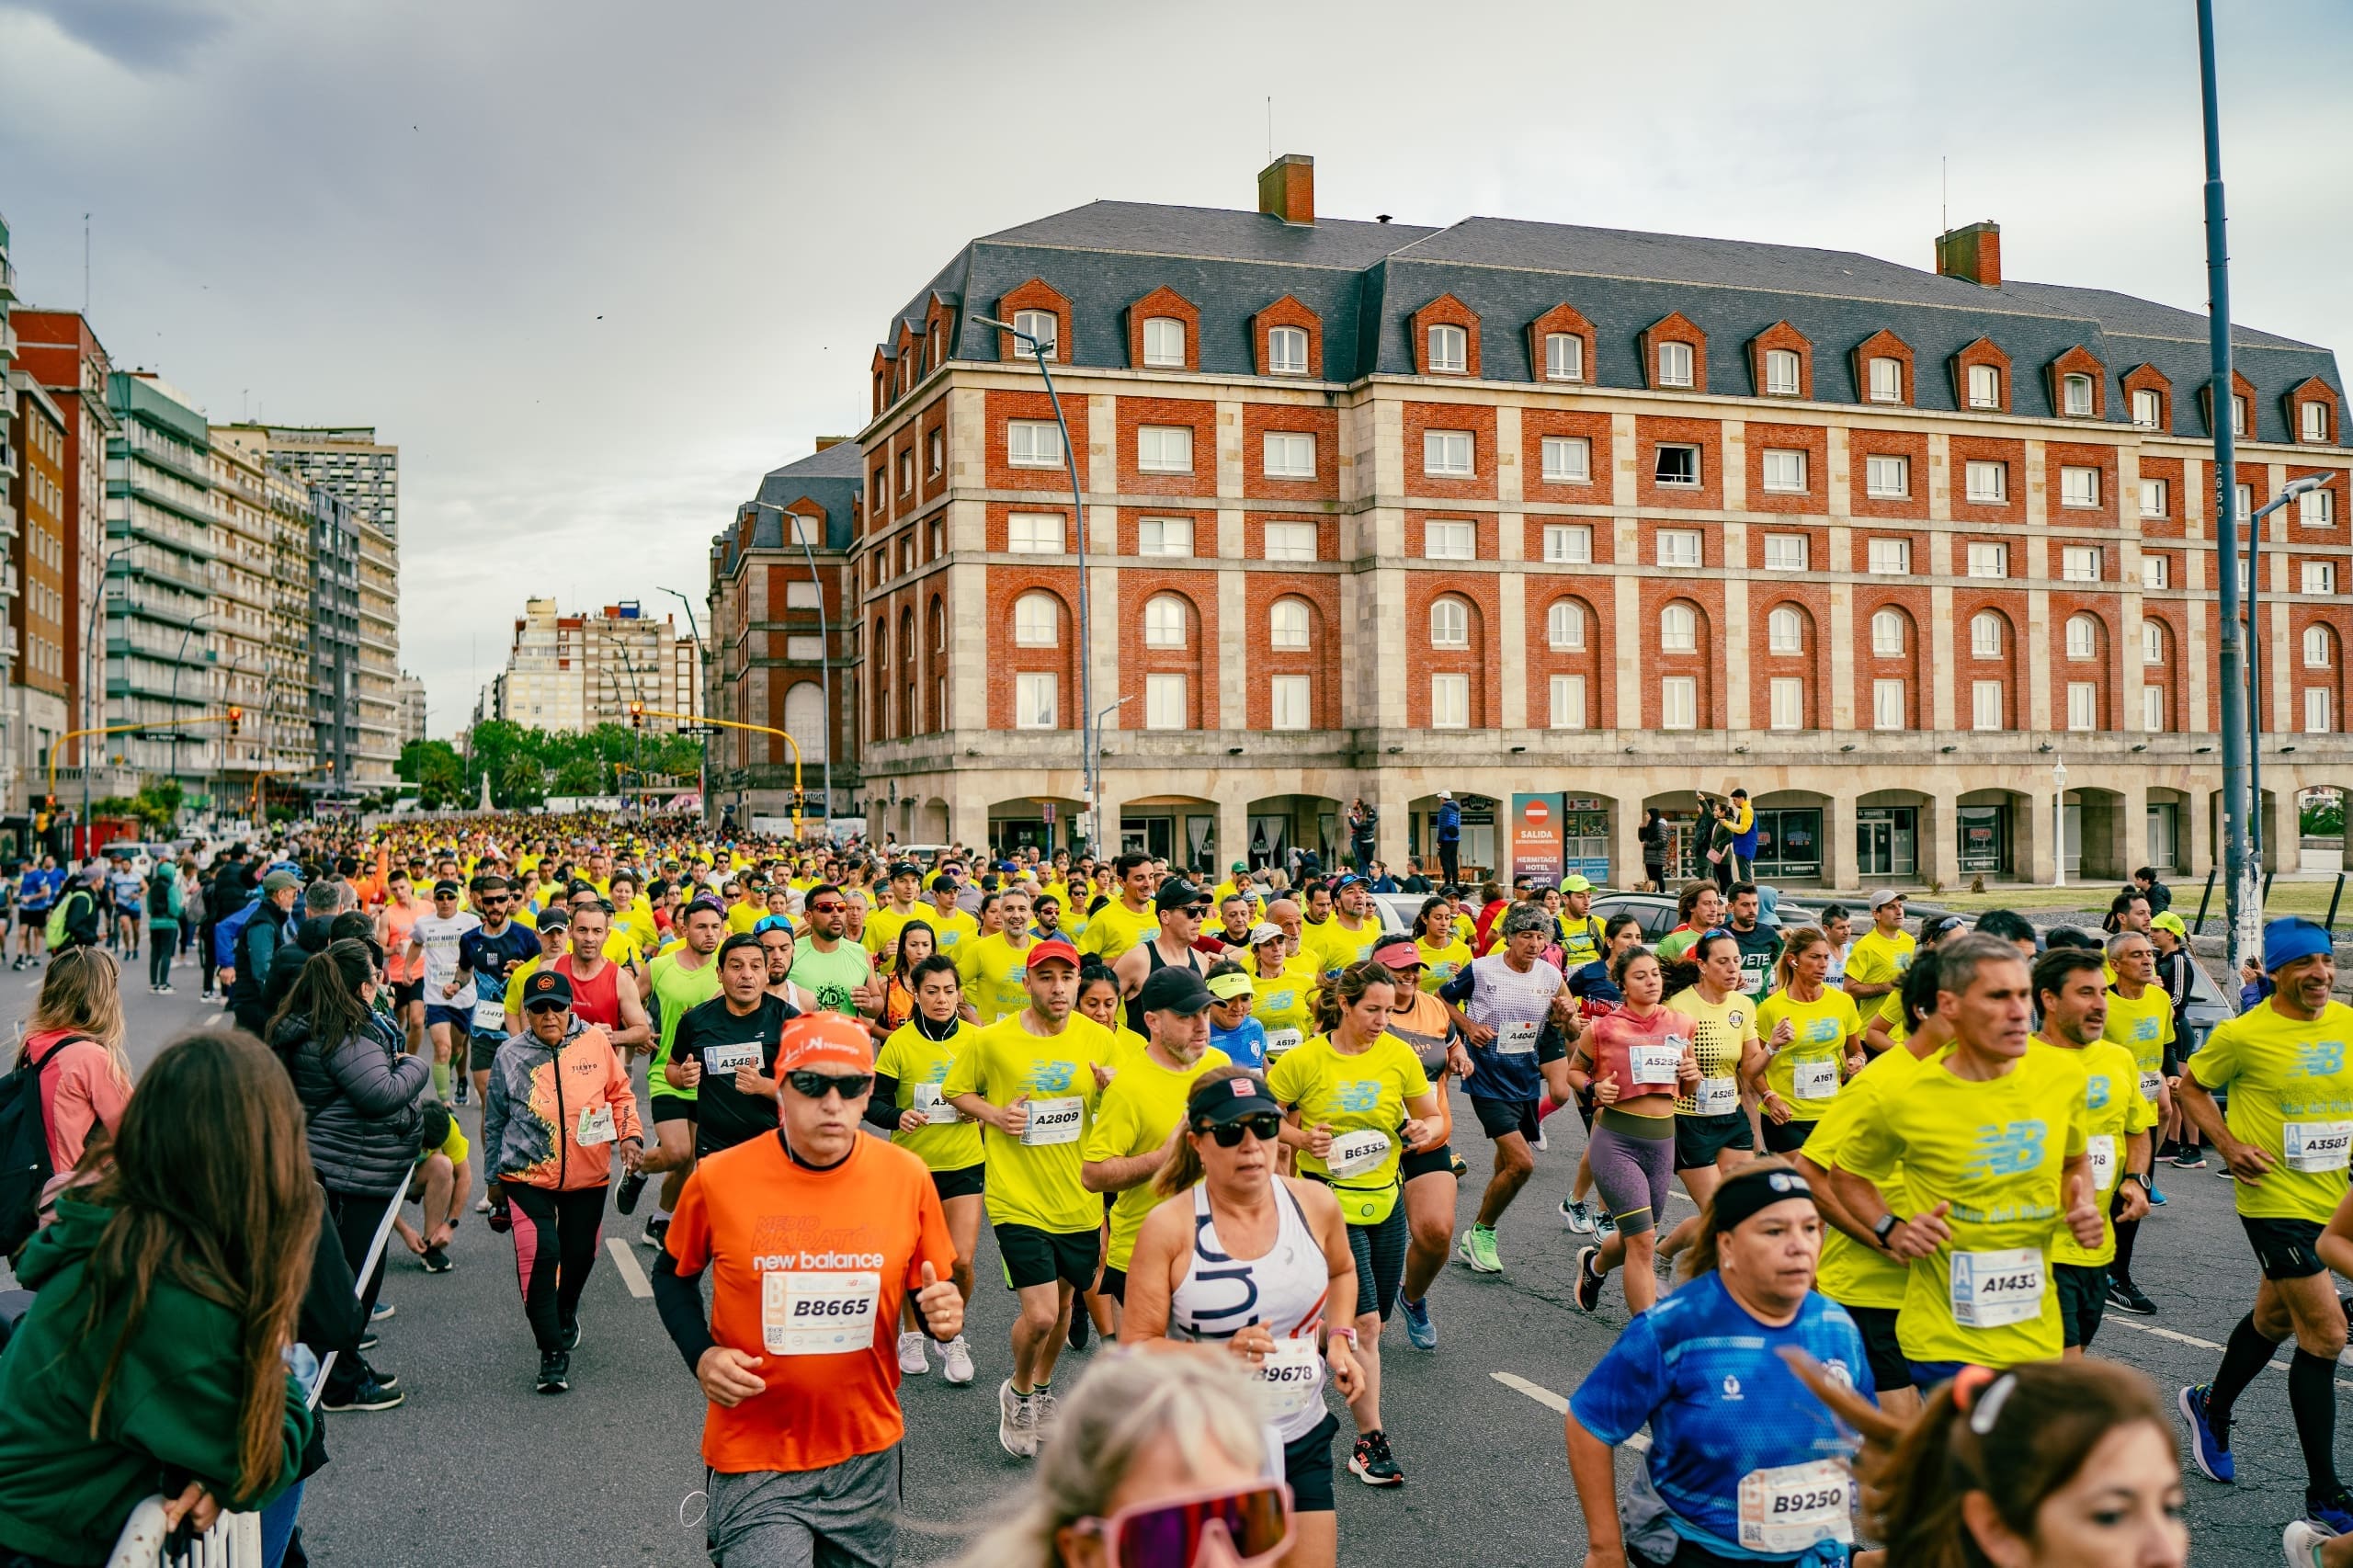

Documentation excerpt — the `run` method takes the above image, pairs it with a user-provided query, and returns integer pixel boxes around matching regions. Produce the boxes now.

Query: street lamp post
[786,514,835,843]
[972,314,1095,854]
[2051,757,2068,889]
[166,609,216,807]
[654,585,710,822]
[2243,474,2328,876]
[79,543,133,841]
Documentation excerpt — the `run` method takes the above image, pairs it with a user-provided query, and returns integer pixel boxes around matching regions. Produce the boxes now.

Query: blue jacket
[1436,801,1461,843]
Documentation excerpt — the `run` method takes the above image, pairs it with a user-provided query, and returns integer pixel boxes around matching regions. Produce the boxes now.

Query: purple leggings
[1587,1112,1675,1237]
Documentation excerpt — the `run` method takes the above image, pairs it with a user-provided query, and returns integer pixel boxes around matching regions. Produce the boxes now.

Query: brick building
[845,155,2349,887]
[11,310,117,780]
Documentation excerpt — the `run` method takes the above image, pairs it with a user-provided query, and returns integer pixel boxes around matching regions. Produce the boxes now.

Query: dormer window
[1968,364,2001,409]
[1657,342,1695,388]
[2303,401,2332,444]
[1544,333,1583,382]
[1869,357,1904,403]
[1012,309,1058,358]
[2063,373,2094,417]
[2231,393,2249,437]
[1142,316,1186,369]
[1427,324,1467,375]
[2132,389,2163,427]
[1764,348,1800,396]
[1268,326,1309,375]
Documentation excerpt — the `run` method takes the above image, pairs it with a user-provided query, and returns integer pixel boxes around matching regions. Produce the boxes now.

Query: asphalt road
[12,943,2336,1567]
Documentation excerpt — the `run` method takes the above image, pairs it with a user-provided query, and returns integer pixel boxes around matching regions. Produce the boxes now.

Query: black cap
[889,860,921,881]
[1137,965,1214,1017]
[432,879,461,899]
[536,907,570,931]
[522,970,573,1010]
[1154,877,1209,914]
[930,872,959,892]
[1187,1071,1281,1129]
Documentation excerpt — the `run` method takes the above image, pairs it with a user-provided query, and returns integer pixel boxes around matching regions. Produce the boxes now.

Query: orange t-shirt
[664,1131,951,1474]
[381,897,422,983]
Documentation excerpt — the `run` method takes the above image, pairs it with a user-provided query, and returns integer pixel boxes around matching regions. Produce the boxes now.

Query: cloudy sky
[2,0,2346,735]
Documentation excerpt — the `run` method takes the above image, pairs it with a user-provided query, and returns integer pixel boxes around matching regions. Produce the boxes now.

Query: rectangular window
[785,582,822,609]
[1142,317,1186,369]
[2063,546,2102,582]
[1136,425,1194,474]
[1011,310,1058,357]
[2302,562,2336,596]
[1424,520,1475,561]
[1549,674,1586,731]
[1769,676,1805,731]
[1263,431,1316,479]
[1423,430,1474,477]
[1654,444,1700,486]
[927,430,945,475]
[1761,449,1806,494]
[1657,529,1703,569]
[1137,517,1193,557]
[1540,435,1591,483]
[1263,522,1317,561]
[1964,460,2006,503]
[1660,676,1698,731]
[1968,364,2002,410]
[1267,327,1309,376]
[1430,673,1470,730]
[1542,524,1593,564]
[1016,672,1058,729]
[1006,513,1064,553]
[1765,348,1801,396]
[2144,685,2167,732]
[1867,538,1911,574]
[1972,680,2006,731]
[1763,534,1808,572]
[2067,682,2099,732]
[1657,342,1694,388]
[2304,402,2332,443]
[1427,324,1467,374]
[2309,687,2336,734]
[1967,542,2008,578]
[1872,678,1907,731]
[2063,374,2095,416]
[2061,466,2101,508]
[2232,394,2249,437]
[898,452,915,494]
[2141,554,2170,589]
[1870,357,1904,403]
[1007,419,1063,468]
[2301,486,2336,527]
[1545,334,1584,382]
[1270,676,1310,731]
[2140,478,2168,518]
[1144,674,1188,730]
[1865,454,1911,499]
[2132,389,2163,428]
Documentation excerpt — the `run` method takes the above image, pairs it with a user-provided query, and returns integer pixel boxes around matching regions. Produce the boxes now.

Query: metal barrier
[105,1496,263,1566]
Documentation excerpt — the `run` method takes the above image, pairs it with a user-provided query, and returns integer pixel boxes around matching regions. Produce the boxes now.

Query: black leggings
[198,922,218,994]
[1344,1206,1409,1322]
[322,1186,397,1398]
[147,924,176,988]
[504,1181,606,1352]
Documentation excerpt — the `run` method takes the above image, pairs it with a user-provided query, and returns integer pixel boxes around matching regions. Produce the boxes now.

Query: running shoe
[1448,1153,1468,1178]
[614,1166,649,1216]
[898,1331,930,1376]
[561,1317,582,1353]
[358,1333,379,1353]
[1533,1126,1549,1152]
[1400,1293,1437,1350]
[2107,1278,2157,1316]
[997,1380,1034,1459]
[2307,1489,2353,1536]
[1459,1225,1502,1274]
[2170,1147,2209,1169]
[1068,1310,1091,1352]
[1597,1208,1619,1237]
[1349,1430,1404,1487]
[640,1215,670,1249]
[2285,1518,2334,1568]
[321,1375,404,1413]
[155,983,174,995]
[2147,1181,2168,1206]
[420,1244,452,1274]
[2178,1383,2235,1483]
[941,1335,976,1385]
[356,1357,399,1391]
[1030,1389,1061,1446]
[369,1301,396,1323]
[1574,1245,1604,1313]
[537,1350,571,1394]
[473,1196,493,1214]
[1561,1199,1597,1234]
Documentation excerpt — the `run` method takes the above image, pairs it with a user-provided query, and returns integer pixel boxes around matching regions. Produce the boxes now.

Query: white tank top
[1167,1180,1332,1441]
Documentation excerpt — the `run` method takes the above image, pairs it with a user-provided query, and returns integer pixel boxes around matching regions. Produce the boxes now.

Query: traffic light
[629,701,644,730]
[227,706,243,736]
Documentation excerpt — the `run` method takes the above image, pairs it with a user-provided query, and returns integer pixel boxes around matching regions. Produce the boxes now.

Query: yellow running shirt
[1250,971,1315,1062]
[1302,916,1380,979]
[921,905,981,956]
[1664,987,1759,1119]
[954,933,1038,1025]
[1267,1032,1431,1224]
[1084,1043,1231,1270]
[874,1019,985,1174]
[940,1012,1116,1233]
[863,903,926,970]
[2048,1039,2156,1268]
[1840,1041,2090,1367]
[1756,986,1863,1122]
[2102,984,2177,1107]
[1414,937,1472,994]
[1845,928,1915,1031]
[2185,998,2353,1224]
[1801,1042,1939,1310]
[1076,901,1157,964]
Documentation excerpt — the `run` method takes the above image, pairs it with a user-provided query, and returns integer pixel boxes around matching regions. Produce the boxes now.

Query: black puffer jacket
[275,1010,429,1198]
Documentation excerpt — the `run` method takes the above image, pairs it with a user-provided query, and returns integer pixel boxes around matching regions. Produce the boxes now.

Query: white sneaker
[1029,1389,1060,1447]
[2285,1519,2334,1568]
[997,1379,1035,1459]
[897,1331,929,1376]
[473,1196,492,1214]
[941,1335,975,1385]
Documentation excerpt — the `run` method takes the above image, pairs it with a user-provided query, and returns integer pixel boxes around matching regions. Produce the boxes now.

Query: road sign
[1041,801,1056,824]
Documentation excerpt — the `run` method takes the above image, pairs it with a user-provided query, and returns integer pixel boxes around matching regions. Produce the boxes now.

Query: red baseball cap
[778,1013,873,1075]
[1028,937,1082,971]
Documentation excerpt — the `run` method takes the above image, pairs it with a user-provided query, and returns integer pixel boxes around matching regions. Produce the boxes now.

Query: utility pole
[2198,0,2261,977]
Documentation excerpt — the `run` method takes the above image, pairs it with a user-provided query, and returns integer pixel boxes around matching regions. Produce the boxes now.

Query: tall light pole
[2198,0,2259,975]
[2242,473,2328,873]
[2051,756,2068,888]
[80,543,132,839]
[973,314,1095,854]
[787,512,835,843]
[654,586,710,822]
[165,608,215,804]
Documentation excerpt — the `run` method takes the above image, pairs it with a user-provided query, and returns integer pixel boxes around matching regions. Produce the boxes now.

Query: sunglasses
[785,1071,872,1099]
[1075,1482,1293,1568]
[1199,1113,1284,1147]
[808,901,847,915]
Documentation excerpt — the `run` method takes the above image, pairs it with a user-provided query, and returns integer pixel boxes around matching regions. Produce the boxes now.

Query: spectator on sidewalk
[2130,866,2172,917]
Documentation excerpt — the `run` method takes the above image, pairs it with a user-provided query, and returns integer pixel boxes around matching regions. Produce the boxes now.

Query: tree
[496,752,547,810]
[131,780,185,835]
[553,757,602,797]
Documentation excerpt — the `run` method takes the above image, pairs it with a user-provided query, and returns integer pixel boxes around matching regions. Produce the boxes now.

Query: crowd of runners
[0,812,2347,1566]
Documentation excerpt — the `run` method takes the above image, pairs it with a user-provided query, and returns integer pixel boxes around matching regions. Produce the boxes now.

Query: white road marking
[2098,1316,2353,1391]
[1491,1371,1648,1450]
[208,1012,229,1027]
[606,1237,653,1298]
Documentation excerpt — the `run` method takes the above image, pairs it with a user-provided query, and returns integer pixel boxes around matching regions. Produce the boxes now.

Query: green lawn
[1916,877,2350,925]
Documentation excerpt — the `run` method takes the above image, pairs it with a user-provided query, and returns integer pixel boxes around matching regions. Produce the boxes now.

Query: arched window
[873,617,889,669]
[1142,316,1186,369]
[2065,612,2098,661]
[784,681,827,760]
[2307,625,2337,668]
[1014,592,1059,647]
[1870,608,1905,656]
[1143,593,1189,649]
[2142,619,2168,666]
[1768,605,1803,654]
[1429,597,1469,649]
[1427,324,1467,374]
[1547,599,1586,652]
[1970,611,2004,660]
[899,609,915,662]
[1660,603,1698,653]
[1269,597,1311,650]
[929,597,946,653]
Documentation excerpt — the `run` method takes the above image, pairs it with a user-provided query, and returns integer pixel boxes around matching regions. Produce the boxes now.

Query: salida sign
[1510,792,1565,883]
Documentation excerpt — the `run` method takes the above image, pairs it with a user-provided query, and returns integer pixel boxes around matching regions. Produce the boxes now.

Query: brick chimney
[1935,221,2001,287]
[1257,153,1314,225]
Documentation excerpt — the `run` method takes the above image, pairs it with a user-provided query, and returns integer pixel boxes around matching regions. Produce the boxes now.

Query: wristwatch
[2129,1172,2154,1190]
[1327,1325,1358,1346]
[1871,1212,1902,1248]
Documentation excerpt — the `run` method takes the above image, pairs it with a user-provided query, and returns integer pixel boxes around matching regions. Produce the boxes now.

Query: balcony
[0,254,17,301]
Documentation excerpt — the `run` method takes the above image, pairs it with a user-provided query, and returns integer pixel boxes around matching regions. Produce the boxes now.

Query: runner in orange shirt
[652,1012,961,1566]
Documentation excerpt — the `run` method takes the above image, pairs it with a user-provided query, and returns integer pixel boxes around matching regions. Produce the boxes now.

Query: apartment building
[246,425,398,538]
[397,671,427,744]
[106,372,217,787]
[706,439,861,825]
[489,597,700,735]
[311,485,362,789]
[11,310,115,778]
[850,155,2351,886]
[206,430,275,796]
[209,426,320,781]
[353,519,400,788]
[7,372,66,801]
